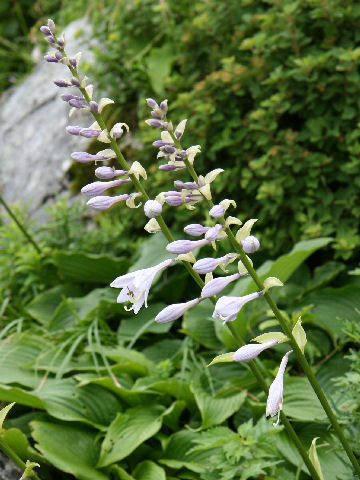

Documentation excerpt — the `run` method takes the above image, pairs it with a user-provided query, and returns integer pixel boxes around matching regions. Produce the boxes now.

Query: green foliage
[83,0,360,261]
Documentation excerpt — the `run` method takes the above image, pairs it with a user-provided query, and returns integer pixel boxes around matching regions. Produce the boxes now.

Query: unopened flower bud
[145,119,162,127]
[233,340,279,362]
[54,79,71,87]
[209,204,225,218]
[166,238,210,254]
[146,98,158,109]
[205,224,223,241]
[60,94,84,102]
[87,194,130,210]
[241,235,260,253]
[40,26,52,35]
[184,224,209,236]
[193,253,237,274]
[55,51,64,60]
[81,179,130,196]
[89,101,98,112]
[71,152,108,163]
[57,36,65,48]
[155,298,200,324]
[71,77,80,86]
[144,199,162,218]
[69,57,78,68]
[47,35,56,44]
[95,166,115,179]
[201,273,244,298]
[159,164,185,171]
[47,19,55,34]
[44,54,58,63]
[161,145,176,154]
[66,125,82,135]
[151,110,162,119]
[213,291,263,324]
[80,128,100,138]
[69,99,85,109]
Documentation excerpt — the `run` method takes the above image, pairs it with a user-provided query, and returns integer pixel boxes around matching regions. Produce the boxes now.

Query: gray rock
[0,451,22,480]
[0,18,95,219]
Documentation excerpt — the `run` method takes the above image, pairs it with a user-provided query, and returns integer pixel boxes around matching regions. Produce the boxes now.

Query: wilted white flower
[213,291,262,324]
[110,259,175,314]
[266,350,293,426]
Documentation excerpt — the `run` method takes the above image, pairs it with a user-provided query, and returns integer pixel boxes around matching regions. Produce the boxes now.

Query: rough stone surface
[0,18,95,218]
[0,452,22,480]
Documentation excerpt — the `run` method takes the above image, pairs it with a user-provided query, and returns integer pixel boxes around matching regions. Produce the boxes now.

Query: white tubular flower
[110,259,175,314]
[86,194,129,210]
[242,235,260,253]
[205,224,223,241]
[155,298,201,324]
[166,238,210,254]
[201,273,244,298]
[266,350,293,426]
[184,224,209,236]
[81,179,130,196]
[213,291,263,324]
[233,340,279,362]
[144,199,162,218]
[193,253,238,275]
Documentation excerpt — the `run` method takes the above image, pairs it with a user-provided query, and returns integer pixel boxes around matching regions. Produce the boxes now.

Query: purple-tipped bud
[80,128,100,138]
[145,119,162,127]
[60,94,84,102]
[95,166,115,179]
[153,140,168,148]
[71,76,80,86]
[71,152,107,163]
[40,26,52,35]
[55,51,64,60]
[201,273,244,298]
[69,57,77,68]
[146,98,159,109]
[233,340,279,362]
[160,145,176,154]
[209,204,225,218]
[57,37,65,48]
[242,235,260,254]
[164,191,183,206]
[155,298,200,324]
[184,224,209,236]
[47,19,55,34]
[174,180,199,190]
[47,35,56,44]
[54,79,71,87]
[159,164,185,171]
[81,179,130,196]
[89,101,98,113]
[44,55,58,63]
[205,224,223,241]
[151,110,162,119]
[111,125,123,139]
[166,238,210,255]
[144,199,162,218]
[66,125,83,135]
[213,291,263,324]
[87,194,130,210]
[193,254,235,275]
[159,99,168,113]
[69,99,85,109]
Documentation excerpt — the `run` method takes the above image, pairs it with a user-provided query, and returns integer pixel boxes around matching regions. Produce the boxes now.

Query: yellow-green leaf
[292,317,307,353]
[308,437,325,480]
[263,276,283,291]
[0,402,15,429]
[208,352,235,366]
[20,460,40,480]
[251,332,289,344]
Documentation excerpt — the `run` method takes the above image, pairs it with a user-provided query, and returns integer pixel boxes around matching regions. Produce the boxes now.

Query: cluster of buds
[40,19,144,212]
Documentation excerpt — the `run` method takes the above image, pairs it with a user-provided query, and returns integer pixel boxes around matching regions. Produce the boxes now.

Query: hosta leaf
[97,405,165,467]
[31,419,107,480]
[133,461,166,480]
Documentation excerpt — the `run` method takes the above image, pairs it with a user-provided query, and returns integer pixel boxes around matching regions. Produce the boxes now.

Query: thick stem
[0,196,41,254]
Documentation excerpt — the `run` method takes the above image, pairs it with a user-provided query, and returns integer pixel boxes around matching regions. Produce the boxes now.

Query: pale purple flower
[205,224,223,241]
[95,166,127,179]
[146,98,159,109]
[55,51,63,60]
[40,25,52,35]
[66,126,83,135]
[266,350,293,426]
[201,273,243,298]
[184,224,209,236]
[144,199,162,218]
[110,259,175,314]
[145,119,163,128]
[54,79,71,87]
[174,180,199,190]
[209,204,225,218]
[159,164,185,171]
[89,101,98,113]
[80,128,100,138]
[233,340,279,362]
[193,254,235,275]
[166,238,210,255]
[242,235,260,253]
[155,298,201,324]
[71,77,80,86]
[44,54,58,63]
[81,179,130,196]
[71,152,109,163]
[213,291,262,324]
[61,94,84,103]
[86,194,130,210]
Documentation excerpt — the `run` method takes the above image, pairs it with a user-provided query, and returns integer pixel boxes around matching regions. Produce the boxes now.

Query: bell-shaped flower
[201,273,244,298]
[233,340,279,362]
[155,298,201,324]
[266,350,293,426]
[110,259,175,314]
[213,291,262,324]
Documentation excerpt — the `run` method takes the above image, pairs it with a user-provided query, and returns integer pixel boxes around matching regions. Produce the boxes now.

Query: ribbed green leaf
[31,419,107,480]
[182,301,222,350]
[133,461,166,480]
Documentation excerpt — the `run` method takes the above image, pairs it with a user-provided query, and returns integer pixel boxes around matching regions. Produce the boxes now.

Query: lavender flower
[201,273,244,298]
[81,179,130,196]
[44,54,58,63]
[144,200,163,218]
[266,350,293,426]
[212,291,262,324]
[71,152,110,163]
[174,180,199,190]
[209,204,225,218]
[110,259,175,314]
[233,340,279,362]
[204,224,223,241]
[184,224,209,236]
[193,253,237,274]
[145,119,163,128]
[66,126,83,135]
[242,235,260,253]
[40,26,52,35]
[79,128,101,138]
[54,79,71,87]
[166,238,210,255]
[86,194,130,210]
[95,166,127,179]
[146,98,159,109]
[155,298,201,324]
